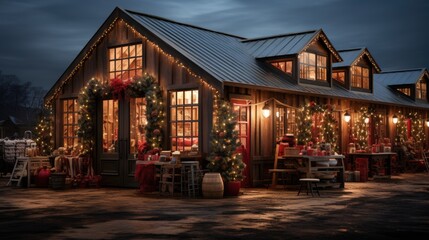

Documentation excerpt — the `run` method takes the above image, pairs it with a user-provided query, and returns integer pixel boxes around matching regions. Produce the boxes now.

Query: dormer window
[333,70,345,84]
[416,79,427,100]
[299,52,327,81]
[398,87,411,96]
[351,66,370,89]
[271,60,292,75]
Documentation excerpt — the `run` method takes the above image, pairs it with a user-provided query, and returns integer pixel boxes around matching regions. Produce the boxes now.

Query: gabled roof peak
[334,47,381,72]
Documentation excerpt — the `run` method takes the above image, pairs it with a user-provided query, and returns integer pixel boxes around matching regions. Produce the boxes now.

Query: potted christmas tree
[206,99,246,196]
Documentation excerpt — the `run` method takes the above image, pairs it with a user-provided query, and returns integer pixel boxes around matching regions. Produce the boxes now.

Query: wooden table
[279,155,346,188]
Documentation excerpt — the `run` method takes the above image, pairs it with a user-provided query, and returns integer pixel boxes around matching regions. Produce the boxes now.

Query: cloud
[0,0,428,89]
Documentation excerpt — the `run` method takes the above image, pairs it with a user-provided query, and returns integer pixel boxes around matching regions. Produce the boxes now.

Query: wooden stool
[297,178,320,197]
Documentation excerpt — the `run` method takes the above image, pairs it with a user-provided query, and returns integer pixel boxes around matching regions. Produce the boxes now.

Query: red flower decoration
[152,128,161,136]
[110,78,131,99]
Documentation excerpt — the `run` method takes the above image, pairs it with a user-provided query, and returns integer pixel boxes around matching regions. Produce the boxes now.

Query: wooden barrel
[202,173,224,198]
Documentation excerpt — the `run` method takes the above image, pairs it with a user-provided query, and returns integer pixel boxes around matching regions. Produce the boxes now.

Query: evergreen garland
[408,112,425,149]
[77,78,104,155]
[129,74,164,150]
[296,102,313,145]
[206,98,246,182]
[321,104,339,151]
[395,111,407,144]
[352,106,372,149]
[77,74,164,155]
[296,101,328,145]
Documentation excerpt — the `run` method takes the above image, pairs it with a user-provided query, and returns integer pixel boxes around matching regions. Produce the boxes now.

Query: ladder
[7,157,29,187]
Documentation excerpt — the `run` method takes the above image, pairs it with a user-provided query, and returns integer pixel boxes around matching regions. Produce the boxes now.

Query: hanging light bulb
[392,115,398,124]
[364,117,370,124]
[426,119,429,127]
[344,111,351,123]
[262,102,271,118]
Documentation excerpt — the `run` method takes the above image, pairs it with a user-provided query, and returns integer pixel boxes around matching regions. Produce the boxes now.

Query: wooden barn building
[44,7,429,187]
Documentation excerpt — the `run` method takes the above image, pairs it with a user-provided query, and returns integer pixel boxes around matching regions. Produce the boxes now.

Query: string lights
[46,17,220,107]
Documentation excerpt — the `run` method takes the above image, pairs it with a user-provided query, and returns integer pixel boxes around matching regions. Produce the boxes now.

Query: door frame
[97,97,139,187]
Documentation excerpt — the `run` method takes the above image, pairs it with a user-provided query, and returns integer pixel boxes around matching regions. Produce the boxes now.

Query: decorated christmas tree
[206,98,246,182]
[35,107,54,155]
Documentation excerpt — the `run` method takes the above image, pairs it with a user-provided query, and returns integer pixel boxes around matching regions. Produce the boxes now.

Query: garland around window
[77,74,164,155]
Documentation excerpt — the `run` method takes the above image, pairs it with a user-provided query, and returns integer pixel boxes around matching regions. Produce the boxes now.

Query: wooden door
[98,97,147,187]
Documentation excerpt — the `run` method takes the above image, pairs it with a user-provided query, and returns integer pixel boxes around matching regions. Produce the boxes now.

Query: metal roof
[46,8,429,110]
[124,9,429,109]
[241,31,316,58]
[375,68,427,86]
[241,30,342,62]
[333,48,381,72]
[333,49,362,67]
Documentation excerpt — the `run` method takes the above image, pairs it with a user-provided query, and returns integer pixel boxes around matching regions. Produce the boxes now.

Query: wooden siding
[53,19,214,153]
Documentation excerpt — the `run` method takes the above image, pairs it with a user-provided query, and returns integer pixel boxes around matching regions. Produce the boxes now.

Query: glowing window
[299,52,327,81]
[170,90,199,151]
[62,99,79,150]
[108,43,143,83]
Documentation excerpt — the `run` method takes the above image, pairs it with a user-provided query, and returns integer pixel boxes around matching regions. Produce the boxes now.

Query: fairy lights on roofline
[301,31,342,62]
[45,18,119,106]
[46,17,219,107]
[122,20,219,95]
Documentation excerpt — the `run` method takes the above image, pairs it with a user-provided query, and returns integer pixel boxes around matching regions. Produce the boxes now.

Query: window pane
[308,53,316,65]
[129,45,136,57]
[170,108,177,121]
[170,90,199,151]
[62,99,79,151]
[192,90,198,104]
[130,98,146,155]
[109,43,143,83]
[185,90,192,104]
[285,61,292,74]
[121,46,128,58]
[177,91,183,105]
[192,107,198,119]
[309,65,316,80]
[136,44,143,56]
[103,100,118,153]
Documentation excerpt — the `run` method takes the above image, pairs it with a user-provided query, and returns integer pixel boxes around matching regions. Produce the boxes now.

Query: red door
[232,99,251,187]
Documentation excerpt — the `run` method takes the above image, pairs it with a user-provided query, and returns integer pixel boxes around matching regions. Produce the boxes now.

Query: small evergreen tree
[206,98,246,182]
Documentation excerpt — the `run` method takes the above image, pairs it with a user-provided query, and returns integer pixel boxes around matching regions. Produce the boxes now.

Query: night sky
[1,0,428,90]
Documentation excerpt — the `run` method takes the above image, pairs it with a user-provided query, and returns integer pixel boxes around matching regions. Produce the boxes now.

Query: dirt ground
[0,173,429,239]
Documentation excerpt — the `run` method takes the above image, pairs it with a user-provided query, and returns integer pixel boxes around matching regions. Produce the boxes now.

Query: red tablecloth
[134,162,157,193]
